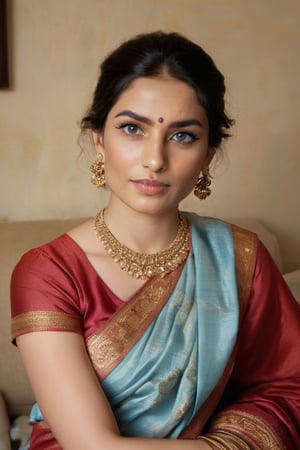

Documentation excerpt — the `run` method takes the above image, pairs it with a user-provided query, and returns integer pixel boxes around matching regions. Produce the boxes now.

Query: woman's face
[94,76,213,216]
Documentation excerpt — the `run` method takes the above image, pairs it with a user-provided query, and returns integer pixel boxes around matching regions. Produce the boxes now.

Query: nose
[141,136,167,172]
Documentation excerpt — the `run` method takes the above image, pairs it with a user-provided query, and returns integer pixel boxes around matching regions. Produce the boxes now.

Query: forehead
[108,76,208,123]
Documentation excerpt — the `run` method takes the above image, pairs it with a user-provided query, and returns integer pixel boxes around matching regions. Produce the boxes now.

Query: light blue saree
[89,214,239,438]
[31,214,239,439]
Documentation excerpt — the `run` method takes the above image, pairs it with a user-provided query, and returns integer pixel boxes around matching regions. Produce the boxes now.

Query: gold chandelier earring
[194,168,212,200]
[90,154,106,188]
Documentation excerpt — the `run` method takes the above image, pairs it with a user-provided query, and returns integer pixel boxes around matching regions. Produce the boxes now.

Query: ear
[92,131,104,156]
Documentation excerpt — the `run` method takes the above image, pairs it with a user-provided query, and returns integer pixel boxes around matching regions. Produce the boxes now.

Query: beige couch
[0,218,299,447]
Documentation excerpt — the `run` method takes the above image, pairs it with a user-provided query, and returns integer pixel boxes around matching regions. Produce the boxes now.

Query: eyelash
[116,123,199,143]
[117,123,144,136]
[170,131,199,143]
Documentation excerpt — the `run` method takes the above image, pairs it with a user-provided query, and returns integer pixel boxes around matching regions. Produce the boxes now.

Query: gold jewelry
[194,169,212,200]
[90,154,105,188]
[94,209,190,279]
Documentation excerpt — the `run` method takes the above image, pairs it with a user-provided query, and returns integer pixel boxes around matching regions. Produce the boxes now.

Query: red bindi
[158,117,164,123]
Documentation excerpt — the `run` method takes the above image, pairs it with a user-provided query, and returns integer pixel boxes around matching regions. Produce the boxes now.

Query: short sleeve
[11,246,83,343]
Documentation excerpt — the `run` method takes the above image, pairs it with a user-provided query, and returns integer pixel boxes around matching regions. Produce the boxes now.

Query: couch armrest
[283,269,300,302]
[0,393,10,450]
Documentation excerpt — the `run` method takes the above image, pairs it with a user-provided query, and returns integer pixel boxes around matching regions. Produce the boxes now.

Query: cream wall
[1,0,300,272]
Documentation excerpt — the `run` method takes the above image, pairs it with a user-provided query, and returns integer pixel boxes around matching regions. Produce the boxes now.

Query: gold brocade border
[87,265,183,380]
[11,311,82,341]
[231,225,257,322]
[209,409,283,449]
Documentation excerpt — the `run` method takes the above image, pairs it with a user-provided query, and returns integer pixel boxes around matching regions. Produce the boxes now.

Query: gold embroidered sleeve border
[11,311,82,341]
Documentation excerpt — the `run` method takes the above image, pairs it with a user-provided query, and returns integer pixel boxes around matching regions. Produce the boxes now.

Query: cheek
[104,126,144,160]
[174,152,206,180]
[103,138,134,170]
[105,152,121,170]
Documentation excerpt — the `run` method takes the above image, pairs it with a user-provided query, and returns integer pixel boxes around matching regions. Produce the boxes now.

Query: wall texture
[1,0,299,272]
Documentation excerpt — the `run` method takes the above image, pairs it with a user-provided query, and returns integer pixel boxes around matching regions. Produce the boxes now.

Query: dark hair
[81,31,234,148]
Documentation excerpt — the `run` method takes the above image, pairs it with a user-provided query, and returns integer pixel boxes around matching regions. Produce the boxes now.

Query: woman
[11,31,300,449]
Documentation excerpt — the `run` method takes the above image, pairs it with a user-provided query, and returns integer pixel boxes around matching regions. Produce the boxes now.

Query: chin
[130,201,180,217]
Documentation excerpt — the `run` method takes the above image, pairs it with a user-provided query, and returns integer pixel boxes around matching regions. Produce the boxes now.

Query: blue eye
[171,131,198,143]
[119,124,144,136]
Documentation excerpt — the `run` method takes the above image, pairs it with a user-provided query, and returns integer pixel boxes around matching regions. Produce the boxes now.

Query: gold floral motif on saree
[199,433,253,449]
[87,265,183,380]
[11,311,82,341]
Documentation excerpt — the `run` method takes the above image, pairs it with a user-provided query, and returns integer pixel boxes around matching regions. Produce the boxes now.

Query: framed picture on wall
[0,0,9,88]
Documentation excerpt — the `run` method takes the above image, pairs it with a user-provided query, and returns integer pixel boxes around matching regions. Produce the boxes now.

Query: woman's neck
[102,203,181,254]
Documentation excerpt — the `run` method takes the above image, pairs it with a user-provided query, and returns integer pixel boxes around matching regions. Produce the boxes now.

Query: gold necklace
[94,209,190,280]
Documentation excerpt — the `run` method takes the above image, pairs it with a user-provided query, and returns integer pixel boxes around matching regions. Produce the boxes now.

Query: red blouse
[10,233,300,449]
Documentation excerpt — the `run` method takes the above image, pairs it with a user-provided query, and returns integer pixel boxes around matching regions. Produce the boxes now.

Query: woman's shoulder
[184,211,258,241]
[183,211,229,229]
[66,218,102,256]
[13,219,95,279]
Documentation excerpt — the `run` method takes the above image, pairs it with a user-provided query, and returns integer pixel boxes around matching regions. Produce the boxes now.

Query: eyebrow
[114,110,152,124]
[114,110,203,128]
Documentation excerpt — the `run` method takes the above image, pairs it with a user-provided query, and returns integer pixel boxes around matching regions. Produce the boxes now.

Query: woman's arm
[17,331,211,450]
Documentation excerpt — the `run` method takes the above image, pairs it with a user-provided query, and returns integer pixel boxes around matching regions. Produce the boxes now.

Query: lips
[132,179,169,187]
[131,178,170,195]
